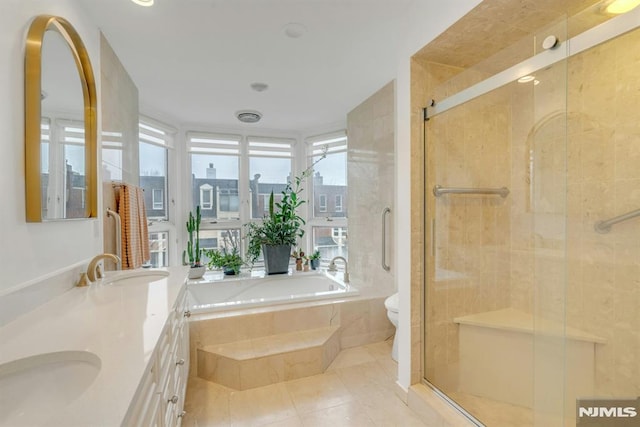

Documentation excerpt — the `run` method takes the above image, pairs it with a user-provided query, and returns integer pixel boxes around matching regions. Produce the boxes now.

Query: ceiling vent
[236,110,262,123]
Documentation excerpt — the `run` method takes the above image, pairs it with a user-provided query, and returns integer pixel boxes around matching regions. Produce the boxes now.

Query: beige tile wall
[347,81,396,292]
[564,28,640,397]
[100,33,139,258]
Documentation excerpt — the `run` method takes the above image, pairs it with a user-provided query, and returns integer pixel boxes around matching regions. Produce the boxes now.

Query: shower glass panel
[424,3,640,425]
[424,19,570,427]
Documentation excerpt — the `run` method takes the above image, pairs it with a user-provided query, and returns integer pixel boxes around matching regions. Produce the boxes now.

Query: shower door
[422,18,571,427]
[423,4,640,425]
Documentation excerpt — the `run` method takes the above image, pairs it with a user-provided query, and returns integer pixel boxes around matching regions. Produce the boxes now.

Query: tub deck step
[197,326,341,390]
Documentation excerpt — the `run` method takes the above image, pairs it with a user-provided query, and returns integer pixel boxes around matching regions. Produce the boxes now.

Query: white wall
[0,0,102,294]
[393,0,482,390]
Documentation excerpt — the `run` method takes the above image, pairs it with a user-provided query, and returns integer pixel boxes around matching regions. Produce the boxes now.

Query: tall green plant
[186,205,202,266]
[244,150,326,266]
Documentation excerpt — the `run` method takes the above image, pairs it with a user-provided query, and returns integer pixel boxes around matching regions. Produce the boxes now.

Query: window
[312,226,348,261]
[219,189,239,213]
[139,119,172,220]
[248,137,294,219]
[40,118,87,218]
[138,117,175,266]
[319,194,327,212]
[306,131,348,259]
[102,130,124,181]
[148,231,169,267]
[307,131,347,219]
[188,132,241,221]
[152,189,164,210]
[200,184,214,210]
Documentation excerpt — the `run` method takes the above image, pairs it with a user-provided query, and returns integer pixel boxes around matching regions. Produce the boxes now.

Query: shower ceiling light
[131,0,154,6]
[604,0,640,14]
[517,75,535,83]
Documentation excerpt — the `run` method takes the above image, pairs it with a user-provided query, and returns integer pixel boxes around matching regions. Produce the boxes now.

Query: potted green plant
[203,230,244,275]
[245,153,325,274]
[184,205,206,279]
[204,247,243,275]
[308,249,321,270]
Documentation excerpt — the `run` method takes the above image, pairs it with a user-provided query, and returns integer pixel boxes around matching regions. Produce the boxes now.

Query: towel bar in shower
[433,185,510,198]
[594,208,640,233]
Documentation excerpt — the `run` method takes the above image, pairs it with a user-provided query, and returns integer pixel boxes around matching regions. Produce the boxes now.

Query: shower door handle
[382,207,391,271]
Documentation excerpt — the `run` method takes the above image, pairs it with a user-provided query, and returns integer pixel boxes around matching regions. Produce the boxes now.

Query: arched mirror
[25,15,97,222]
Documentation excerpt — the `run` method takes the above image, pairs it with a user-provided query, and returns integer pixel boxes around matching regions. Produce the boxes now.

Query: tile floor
[183,340,433,426]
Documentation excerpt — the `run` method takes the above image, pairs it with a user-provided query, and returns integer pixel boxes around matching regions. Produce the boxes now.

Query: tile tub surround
[188,295,395,390]
[0,265,189,426]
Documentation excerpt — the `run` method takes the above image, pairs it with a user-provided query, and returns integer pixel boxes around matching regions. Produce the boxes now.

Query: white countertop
[0,265,189,427]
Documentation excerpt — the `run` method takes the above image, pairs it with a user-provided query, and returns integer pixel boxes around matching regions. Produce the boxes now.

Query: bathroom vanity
[0,266,190,426]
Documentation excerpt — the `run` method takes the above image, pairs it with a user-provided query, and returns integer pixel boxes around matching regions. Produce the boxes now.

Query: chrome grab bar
[382,207,391,271]
[433,185,510,198]
[106,208,122,270]
[594,208,640,233]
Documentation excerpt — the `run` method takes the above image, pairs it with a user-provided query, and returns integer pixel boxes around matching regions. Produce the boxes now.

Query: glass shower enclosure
[422,3,640,426]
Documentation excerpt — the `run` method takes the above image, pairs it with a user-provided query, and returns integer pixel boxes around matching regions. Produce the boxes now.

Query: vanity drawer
[124,359,160,427]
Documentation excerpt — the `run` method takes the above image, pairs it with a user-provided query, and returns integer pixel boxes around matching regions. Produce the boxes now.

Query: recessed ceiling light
[517,75,536,83]
[603,0,640,14]
[236,110,262,123]
[250,82,269,92]
[131,0,154,7]
[283,23,307,39]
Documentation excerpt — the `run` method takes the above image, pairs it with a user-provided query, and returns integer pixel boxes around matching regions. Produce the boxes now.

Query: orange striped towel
[117,184,150,269]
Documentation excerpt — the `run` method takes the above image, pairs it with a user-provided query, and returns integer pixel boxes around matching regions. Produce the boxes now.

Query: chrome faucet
[85,253,121,283]
[328,256,349,283]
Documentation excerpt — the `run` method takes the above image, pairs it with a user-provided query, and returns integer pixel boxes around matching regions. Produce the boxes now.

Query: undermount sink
[102,268,170,285]
[0,351,101,426]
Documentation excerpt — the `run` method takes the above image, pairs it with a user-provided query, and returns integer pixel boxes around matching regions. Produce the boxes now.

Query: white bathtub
[187,271,359,313]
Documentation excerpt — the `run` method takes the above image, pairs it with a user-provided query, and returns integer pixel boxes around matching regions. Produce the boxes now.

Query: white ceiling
[79,0,416,132]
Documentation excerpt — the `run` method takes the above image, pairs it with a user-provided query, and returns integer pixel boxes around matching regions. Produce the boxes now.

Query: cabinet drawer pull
[183,310,191,318]
[176,358,185,366]
[178,411,187,418]
[169,395,179,404]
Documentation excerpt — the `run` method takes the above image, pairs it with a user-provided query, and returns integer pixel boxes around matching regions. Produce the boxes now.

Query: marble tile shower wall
[509,27,640,397]
[99,33,139,258]
[564,29,640,396]
[424,82,513,389]
[347,81,395,291]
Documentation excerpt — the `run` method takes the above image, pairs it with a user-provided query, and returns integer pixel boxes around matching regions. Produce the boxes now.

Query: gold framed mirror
[25,15,97,222]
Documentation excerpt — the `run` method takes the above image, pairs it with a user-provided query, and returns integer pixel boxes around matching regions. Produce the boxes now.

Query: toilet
[384,292,399,361]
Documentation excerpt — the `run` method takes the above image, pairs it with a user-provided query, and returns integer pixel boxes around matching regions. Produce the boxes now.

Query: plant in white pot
[245,153,325,274]
[184,205,206,279]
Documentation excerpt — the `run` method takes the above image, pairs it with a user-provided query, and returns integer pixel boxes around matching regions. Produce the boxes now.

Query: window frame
[138,116,176,266]
[319,194,327,212]
[304,130,348,260]
[187,131,243,227]
[335,194,343,212]
[152,188,164,210]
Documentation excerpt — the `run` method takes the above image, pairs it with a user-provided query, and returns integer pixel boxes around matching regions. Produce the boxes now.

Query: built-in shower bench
[454,308,605,410]
[197,326,341,390]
